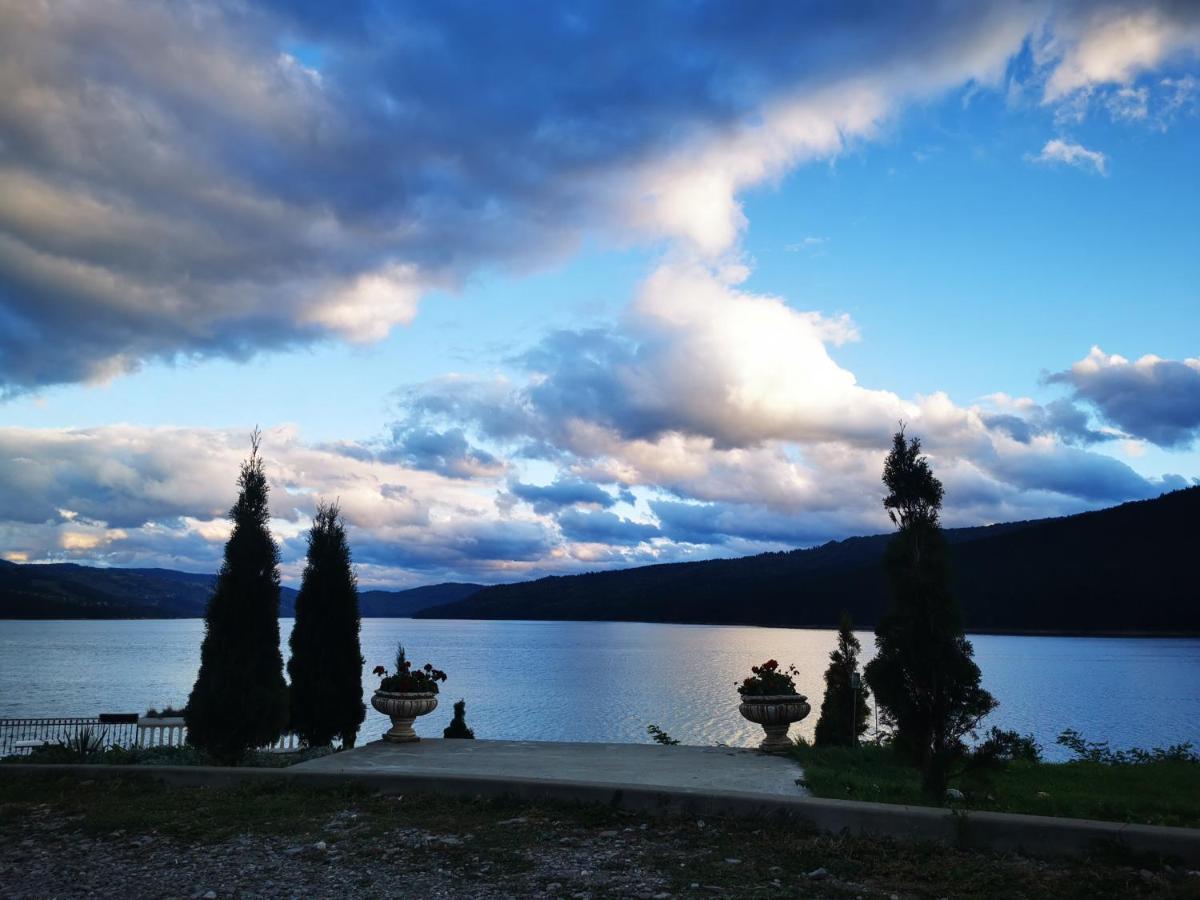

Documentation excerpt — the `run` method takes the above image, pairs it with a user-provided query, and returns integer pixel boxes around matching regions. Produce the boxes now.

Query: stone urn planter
[371,690,438,743]
[739,693,810,753]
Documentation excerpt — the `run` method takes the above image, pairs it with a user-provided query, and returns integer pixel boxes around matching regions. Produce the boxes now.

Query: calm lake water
[1,619,1196,761]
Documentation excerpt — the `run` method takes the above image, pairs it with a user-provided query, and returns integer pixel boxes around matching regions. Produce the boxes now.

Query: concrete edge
[3,763,1198,864]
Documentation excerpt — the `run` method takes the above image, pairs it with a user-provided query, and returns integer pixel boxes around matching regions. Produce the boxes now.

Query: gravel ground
[2,777,1198,899]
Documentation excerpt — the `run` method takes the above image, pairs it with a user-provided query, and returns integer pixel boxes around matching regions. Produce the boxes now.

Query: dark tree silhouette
[288,501,365,748]
[443,698,475,739]
[813,611,871,747]
[186,430,289,763]
[864,427,996,794]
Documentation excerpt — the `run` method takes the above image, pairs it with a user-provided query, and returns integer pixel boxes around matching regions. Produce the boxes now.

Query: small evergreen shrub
[813,612,871,747]
[443,699,475,739]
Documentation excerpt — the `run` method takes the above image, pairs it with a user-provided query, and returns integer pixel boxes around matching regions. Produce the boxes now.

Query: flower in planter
[737,658,803,697]
[374,644,448,694]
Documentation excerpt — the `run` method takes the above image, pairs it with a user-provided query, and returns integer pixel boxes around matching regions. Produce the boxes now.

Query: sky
[1,0,1198,588]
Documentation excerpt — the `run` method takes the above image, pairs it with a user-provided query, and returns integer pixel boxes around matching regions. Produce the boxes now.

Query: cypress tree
[864,428,996,795]
[287,501,365,748]
[813,612,871,747]
[186,430,289,763]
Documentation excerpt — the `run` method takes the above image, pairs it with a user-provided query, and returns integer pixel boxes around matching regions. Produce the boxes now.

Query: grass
[2,743,333,768]
[792,742,1200,828]
[2,774,1197,898]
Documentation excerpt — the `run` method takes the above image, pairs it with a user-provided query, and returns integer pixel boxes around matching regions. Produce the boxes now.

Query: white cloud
[1044,5,1200,102]
[785,236,828,253]
[1029,138,1109,174]
[1106,85,1150,120]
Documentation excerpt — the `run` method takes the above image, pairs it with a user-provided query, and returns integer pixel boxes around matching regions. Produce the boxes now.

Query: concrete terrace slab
[291,739,809,798]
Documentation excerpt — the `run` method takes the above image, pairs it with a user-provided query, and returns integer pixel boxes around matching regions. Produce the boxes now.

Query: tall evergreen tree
[813,612,871,747]
[186,431,289,763]
[287,501,365,747]
[864,427,996,794]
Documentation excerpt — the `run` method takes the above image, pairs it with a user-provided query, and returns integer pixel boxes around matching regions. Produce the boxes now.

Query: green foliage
[864,428,996,796]
[792,741,1200,828]
[736,659,802,696]
[646,724,680,745]
[1056,729,1198,765]
[813,612,871,747]
[287,501,366,748]
[974,727,1043,764]
[45,726,108,761]
[443,698,476,739]
[144,705,186,718]
[185,430,289,764]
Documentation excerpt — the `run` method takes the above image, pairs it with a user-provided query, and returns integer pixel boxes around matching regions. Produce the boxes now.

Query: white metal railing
[137,717,187,747]
[2,715,304,756]
[136,717,300,753]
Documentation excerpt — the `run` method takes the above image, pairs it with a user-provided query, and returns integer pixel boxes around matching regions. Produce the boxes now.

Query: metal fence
[0,714,139,757]
[1,715,302,757]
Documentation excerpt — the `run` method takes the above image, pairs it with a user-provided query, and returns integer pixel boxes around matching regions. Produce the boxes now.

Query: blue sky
[1,2,1198,586]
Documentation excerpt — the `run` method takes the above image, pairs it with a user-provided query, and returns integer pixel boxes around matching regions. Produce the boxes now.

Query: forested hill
[417,487,1200,634]
[0,561,481,619]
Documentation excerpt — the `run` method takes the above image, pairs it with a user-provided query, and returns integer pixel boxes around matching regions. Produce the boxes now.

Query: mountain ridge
[3,488,1196,632]
[0,560,481,619]
[415,487,1200,634]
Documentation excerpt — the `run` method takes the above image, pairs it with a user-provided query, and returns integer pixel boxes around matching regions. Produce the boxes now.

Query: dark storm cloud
[555,508,660,546]
[1046,349,1200,448]
[510,477,617,514]
[984,444,1163,503]
[383,426,504,479]
[650,499,866,547]
[350,519,557,570]
[983,398,1109,445]
[0,0,1054,394]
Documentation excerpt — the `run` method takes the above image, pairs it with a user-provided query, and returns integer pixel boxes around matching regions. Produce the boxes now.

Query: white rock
[807,867,829,881]
[314,840,327,851]
[945,788,965,801]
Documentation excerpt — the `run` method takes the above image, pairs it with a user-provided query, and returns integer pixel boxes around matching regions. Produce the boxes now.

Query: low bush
[792,740,1200,827]
[1056,728,1198,765]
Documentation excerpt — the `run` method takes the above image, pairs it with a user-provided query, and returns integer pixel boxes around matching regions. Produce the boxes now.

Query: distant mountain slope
[356,583,484,618]
[417,487,1200,634]
[0,562,217,618]
[0,560,481,619]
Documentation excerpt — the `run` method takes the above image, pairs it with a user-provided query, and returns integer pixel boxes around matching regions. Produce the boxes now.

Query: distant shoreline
[1,615,1196,638]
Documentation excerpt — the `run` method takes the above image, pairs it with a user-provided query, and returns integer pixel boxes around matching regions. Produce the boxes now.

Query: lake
[1,619,1196,761]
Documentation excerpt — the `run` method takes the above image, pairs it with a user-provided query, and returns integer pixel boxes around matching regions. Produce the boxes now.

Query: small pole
[850,671,861,748]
